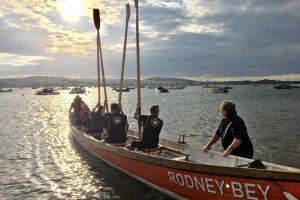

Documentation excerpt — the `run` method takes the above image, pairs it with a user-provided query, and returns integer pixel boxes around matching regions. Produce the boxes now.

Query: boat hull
[69,91,86,94]
[210,87,229,93]
[35,92,60,95]
[71,127,300,200]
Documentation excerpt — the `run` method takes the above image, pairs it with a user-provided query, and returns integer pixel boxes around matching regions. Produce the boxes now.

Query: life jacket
[140,115,163,148]
[106,113,127,143]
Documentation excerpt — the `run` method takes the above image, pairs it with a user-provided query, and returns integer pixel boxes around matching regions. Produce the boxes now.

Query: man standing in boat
[202,100,254,159]
[129,104,163,150]
[102,102,129,143]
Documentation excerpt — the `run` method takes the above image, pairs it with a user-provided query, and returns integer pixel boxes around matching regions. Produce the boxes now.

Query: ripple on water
[0,86,299,199]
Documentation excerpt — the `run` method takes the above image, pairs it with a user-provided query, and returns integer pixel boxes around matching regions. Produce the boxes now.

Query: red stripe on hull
[76,136,300,200]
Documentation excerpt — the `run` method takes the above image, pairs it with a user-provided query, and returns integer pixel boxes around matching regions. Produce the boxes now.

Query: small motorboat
[274,84,292,89]
[156,86,169,93]
[0,88,13,92]
[223,86,233,90]
[115,87,130,92]
[167,85,185,90]
[69,87,86,94]
[35,87,60,95]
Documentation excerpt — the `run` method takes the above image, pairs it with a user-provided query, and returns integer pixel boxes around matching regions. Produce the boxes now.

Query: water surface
[0,85,299,199]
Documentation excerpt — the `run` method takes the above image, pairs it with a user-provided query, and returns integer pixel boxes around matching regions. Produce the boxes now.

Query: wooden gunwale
[71,126,300,182]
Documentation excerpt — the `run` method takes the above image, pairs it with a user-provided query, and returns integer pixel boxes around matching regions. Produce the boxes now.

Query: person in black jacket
[202,100,253,158]
[103,103,129,143]
[129,104,163,150]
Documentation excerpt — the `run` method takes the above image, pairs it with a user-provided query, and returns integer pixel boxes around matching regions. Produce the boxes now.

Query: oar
[97,11,109,112]
[134,0,142,139]
[118,3,130,112]
[93,8,101,105]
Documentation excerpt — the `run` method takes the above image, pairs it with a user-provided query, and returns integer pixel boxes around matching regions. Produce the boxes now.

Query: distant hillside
[142,77,199,86]
[1,76,299,88]
[0,76,200,88]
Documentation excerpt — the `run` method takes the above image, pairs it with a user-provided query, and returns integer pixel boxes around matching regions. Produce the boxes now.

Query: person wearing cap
[202,100,253,158]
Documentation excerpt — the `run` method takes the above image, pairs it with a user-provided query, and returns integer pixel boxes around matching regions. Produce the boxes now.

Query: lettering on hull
[167,171,271,200]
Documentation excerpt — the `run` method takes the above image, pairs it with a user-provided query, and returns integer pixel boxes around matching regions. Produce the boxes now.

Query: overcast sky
[0,0,300,80]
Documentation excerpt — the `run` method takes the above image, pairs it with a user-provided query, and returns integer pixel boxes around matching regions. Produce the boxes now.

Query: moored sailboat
[69,87,86,94]
[35,86,60,95]
[210,86,229,93]
[115,87,130,92]
[156,86,169,93]
[58,70,70,90]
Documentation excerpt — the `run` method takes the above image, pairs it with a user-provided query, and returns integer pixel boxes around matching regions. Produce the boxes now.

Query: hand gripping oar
[93,9,101,105]
[118,3,130,112]
[134,0,142,139]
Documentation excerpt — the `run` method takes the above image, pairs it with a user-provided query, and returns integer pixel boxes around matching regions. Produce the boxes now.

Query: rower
[128,104,163,151]
[69,95,83,126]
[102,102,129,144]
[85,103,105,139]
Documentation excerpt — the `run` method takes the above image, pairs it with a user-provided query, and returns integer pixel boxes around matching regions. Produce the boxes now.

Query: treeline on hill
[0,77,300,88]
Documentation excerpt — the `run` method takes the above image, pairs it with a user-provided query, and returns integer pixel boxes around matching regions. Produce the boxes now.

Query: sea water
[0,85,299,199]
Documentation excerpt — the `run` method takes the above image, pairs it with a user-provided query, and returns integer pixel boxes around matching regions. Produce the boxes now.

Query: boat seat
[143,145,164,155]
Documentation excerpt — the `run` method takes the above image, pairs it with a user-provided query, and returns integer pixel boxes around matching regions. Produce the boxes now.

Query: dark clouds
[125,0,300,78]
[0,20,46,55]
[0,0,299,79]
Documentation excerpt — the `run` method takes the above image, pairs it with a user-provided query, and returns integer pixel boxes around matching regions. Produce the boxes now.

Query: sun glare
[57,0,86,22]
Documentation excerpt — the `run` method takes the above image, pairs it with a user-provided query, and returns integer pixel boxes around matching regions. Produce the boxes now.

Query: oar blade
[93,8,100,30]
[126,3,130,22]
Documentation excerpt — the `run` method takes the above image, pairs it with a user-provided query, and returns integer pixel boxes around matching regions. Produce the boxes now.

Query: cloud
[0,53,49,66]
[0,0,300,79]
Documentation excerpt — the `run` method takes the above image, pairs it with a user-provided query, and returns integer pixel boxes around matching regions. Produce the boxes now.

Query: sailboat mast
[46,73,48,86]
[61,70,64,87]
